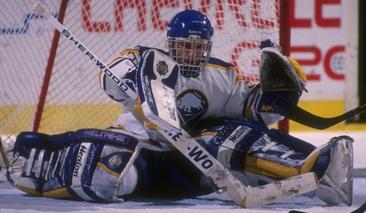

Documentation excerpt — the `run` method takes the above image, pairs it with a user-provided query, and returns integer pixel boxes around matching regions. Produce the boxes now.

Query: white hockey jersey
[100,46,283,145]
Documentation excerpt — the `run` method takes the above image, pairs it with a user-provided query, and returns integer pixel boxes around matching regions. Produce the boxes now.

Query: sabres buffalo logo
[156,60,168,76]
[176,90,208,126]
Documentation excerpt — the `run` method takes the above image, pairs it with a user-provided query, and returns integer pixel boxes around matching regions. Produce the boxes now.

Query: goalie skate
[315,136,353,206]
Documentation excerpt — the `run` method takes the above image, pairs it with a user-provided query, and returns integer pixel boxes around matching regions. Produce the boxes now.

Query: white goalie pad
[315,136,354,206]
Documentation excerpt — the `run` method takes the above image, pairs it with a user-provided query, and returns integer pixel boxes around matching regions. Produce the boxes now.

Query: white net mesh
[0,0,280,143]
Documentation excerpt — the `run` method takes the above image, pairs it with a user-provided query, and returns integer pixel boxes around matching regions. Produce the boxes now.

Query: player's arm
[225,68,286,126]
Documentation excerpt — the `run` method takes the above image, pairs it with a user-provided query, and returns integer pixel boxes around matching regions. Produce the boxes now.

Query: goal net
[0,0,286,144]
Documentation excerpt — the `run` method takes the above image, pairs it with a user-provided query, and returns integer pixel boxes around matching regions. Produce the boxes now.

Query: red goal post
[0,0,290,144]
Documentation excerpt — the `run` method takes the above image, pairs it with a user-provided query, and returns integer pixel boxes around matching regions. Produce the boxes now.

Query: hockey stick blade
[278,101,366,129]
[32,1,137,100]
[245,172,318,208]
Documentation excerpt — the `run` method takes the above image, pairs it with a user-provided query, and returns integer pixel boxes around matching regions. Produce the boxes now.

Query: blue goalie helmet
[167,10,214,77]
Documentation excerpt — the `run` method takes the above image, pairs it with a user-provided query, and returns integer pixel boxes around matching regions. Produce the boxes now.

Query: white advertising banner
[291,0,349,100]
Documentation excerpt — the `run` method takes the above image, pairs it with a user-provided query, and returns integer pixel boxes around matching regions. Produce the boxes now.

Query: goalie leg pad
[196,120,323,189]
[244,129,318,179]
[199,120,317,178]
[315,136,353,206]
[202,119,266,170]
[193,119,325,194]
[6,131,70,195]
[7,129,141,202]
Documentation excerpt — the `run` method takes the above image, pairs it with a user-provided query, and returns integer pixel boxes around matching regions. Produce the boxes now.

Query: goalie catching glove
[256,39,308,122]
[257,39,307,115]
[256,40,366,129]
[259,39,307,95]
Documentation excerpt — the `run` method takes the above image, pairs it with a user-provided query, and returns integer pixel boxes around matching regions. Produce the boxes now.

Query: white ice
[1,131,365,213]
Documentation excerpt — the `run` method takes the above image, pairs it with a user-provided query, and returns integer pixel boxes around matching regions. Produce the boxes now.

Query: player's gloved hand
[259,39,307,95]
[256,91,300,116]
[257,39,307,115]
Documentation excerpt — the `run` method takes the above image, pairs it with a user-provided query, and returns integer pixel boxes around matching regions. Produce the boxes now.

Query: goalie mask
[167,10,214,77]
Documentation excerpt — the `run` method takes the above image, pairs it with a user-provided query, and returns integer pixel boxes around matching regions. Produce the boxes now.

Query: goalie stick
[278,101,366,130]
[33,1,318,208]
[33,2,137,101]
